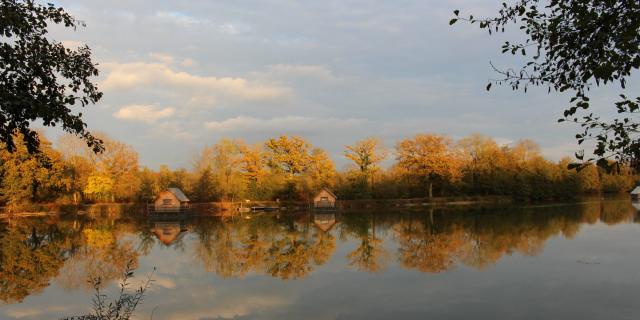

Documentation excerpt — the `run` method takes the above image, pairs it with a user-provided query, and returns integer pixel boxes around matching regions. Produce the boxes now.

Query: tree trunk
[428,181,433,199]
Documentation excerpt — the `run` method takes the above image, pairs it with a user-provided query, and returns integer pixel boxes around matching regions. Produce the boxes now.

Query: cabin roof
[632,186,640,195]
[168,188,190,202]
[317,187,337,199]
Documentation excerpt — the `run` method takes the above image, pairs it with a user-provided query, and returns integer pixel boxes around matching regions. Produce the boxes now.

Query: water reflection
[0,200,638,307]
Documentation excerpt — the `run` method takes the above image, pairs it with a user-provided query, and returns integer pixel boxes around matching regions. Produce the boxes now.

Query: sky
[44,0,630,170]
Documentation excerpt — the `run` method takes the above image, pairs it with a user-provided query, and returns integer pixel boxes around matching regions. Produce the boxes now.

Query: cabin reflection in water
[314,213,336,232]
[150,220,189,246]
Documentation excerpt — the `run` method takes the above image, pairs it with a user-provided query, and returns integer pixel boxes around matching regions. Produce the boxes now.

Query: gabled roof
[168,187,190,202]
[631,186,640,195]
[317,187,337,199]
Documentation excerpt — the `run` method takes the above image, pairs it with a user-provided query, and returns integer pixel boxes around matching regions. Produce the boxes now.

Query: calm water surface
[1,200,640,320]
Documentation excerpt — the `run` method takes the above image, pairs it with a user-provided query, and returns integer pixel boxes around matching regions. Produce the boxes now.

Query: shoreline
[1,195,631,219]
[1,195,616,219]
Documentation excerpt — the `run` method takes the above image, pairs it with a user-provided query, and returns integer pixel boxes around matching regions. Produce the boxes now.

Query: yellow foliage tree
[396,134,462,198]
[308,148,336,188]
[264,135,311,178]
[344,137,387,175]
[83,174,114,202]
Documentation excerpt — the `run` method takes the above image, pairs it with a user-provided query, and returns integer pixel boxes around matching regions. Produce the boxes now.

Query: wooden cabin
[153,188,190,212]
[631,186,640,201]
[314,187,337,209]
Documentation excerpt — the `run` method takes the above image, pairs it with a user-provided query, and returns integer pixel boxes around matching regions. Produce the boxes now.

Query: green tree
[451,1,640,169]
[0,0,103,153]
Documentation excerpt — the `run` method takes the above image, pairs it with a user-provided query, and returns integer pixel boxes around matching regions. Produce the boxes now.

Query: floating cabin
[153,188,190,213]
[631,186,640,201]
[314,188,337,209]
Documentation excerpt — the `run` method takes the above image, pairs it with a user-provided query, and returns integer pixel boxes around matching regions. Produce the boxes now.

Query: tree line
[1,132,638,210]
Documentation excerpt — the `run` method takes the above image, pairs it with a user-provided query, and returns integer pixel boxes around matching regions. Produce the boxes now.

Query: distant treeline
[0,132,637,210]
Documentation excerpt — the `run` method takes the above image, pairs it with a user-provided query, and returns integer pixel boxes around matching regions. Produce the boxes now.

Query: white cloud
[101,62,291,102]
[114,104,175,123]
[155,11,206,26]
[265,64,340,83]
[61,40,85,48]
[149,52,175,65]
[218,22,251,35]
[180,58,196,67]
[204,115,366,133]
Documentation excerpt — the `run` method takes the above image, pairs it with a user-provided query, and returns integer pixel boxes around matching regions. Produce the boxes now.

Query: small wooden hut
[631,186,640,201]
[314,187,337,209]
[153,188,190,212]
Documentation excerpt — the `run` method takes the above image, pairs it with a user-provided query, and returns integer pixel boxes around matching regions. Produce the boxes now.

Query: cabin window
[321,197,329,201]
[162,199,172,205]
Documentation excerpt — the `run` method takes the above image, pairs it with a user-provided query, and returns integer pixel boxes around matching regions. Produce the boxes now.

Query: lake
[1,200,639,319]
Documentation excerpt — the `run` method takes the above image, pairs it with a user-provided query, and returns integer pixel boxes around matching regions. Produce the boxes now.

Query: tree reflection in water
[0,200,638,304]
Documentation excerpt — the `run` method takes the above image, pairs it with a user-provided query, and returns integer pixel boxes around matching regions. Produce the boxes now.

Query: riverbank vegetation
[0,132,638,211]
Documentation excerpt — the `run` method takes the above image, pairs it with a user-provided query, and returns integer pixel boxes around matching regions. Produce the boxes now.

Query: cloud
[204,115,366,134]
[149,52,175,65]
[264,64,340,83]
[61,40,85,48]
[180,58,196,67]
[114,104,175,123]
[155,11,206,26]
[101,62,291,102]
[218,22,251,35]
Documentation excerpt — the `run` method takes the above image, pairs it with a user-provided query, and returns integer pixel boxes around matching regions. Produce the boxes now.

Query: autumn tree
[344,137,387,176]
[396,134,462,198]
[307,148,336,189]
[458,134,504,193]
[264,135,313,199]
[239,143,268,198]
[192,166,217,202]
[193,139,244,200]
[94,136,140,201]
[213,139,244,200]
[58,133,139,202]
[264,135,311,178]
[0,134,66,209]
[136,167,159,202]
[83,174,114,202]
